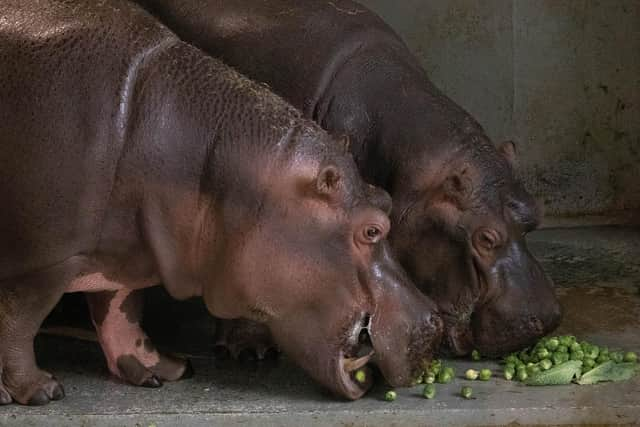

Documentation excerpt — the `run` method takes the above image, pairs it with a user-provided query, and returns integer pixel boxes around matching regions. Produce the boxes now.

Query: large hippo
[133,0,563,357]
[0,0,443,405]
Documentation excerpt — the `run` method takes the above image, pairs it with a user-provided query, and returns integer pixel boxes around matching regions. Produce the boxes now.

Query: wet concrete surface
[528,226,640,289]
[2,226,640,426]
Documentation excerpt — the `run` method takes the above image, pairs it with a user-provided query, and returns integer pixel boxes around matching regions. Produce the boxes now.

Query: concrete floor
[1,226,639,426]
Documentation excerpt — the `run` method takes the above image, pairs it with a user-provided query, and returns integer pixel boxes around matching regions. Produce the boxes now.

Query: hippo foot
[214,319,279,361]
[114,352,192,387]
[0,367,65,406]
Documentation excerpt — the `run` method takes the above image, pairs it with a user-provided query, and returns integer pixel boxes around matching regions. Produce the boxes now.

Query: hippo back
[0,0,180,278]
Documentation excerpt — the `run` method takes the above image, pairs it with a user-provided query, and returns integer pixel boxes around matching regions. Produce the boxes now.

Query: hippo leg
[0,265,69,405]
[86,289,192,387]
[214,319,279,361]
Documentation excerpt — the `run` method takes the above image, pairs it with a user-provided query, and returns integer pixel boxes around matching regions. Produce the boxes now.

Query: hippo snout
[472,242,562,356]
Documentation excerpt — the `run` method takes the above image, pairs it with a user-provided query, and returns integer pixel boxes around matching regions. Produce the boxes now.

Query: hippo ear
[316,164,341,196]
[499,141,517,167]
[337,135,351,154]
[442,169,472,207]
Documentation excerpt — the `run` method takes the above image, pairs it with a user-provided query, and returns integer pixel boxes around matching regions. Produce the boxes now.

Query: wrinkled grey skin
[0,0,442,405]
[132,0,562,357]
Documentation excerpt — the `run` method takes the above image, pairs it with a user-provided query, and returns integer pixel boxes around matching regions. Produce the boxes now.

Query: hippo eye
[362,225,383,244]
[366,226,380,239]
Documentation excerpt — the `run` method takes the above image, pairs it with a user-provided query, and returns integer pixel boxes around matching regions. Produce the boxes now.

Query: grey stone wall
[360,0,639,218]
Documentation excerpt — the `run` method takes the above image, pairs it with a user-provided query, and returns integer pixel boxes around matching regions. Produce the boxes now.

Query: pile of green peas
[502,335,638,382]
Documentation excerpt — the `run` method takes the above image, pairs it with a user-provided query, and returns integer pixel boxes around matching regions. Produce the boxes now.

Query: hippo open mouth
[335,313,376,399]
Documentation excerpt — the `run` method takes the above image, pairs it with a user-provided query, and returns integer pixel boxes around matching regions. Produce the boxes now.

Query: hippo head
[202,130,442,399]
[391,135,561,357]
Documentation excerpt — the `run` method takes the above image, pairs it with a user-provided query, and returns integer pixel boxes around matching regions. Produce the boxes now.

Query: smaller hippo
[132,0,563,357]
[0,0,442,405]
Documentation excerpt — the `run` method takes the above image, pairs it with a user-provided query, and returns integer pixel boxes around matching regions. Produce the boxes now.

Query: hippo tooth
[343,351,374,372]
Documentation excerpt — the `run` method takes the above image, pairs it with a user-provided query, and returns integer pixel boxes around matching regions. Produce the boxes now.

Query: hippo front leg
[86,289,192,387]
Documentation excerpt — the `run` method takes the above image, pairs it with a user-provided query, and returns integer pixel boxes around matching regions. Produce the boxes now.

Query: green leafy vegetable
[525,360,583,386]
[577,361,639,385]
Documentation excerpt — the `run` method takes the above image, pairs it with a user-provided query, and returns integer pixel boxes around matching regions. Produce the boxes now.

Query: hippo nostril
[360,314,371,329]
[357,327,374,358]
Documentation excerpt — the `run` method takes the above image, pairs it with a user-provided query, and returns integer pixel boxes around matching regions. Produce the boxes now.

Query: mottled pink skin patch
[87,290,160,378]
[85,289,189,385]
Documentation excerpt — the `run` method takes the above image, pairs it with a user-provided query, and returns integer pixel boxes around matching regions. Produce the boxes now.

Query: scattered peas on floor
[382,335,638,402]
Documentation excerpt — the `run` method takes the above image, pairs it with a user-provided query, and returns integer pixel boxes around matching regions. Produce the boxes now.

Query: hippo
[0,0,443,405]
[132,0,562,357]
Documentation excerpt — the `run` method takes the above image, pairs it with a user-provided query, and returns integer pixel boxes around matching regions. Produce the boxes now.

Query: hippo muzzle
[471,239,562,356]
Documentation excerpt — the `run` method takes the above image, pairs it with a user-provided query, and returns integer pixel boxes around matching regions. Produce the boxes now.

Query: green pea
[570,350,584,361]
[437,370,453,384]
[471,349,481,361]
[385,390,397,402]
[570,342,582,353]
[422,384,436,399]
[465,369,479,380]
[583,357,596,370]
[558,352,570,363]
[429,360,442,376]
[585,346,600,359]
[539,359,553,370]
[505,354,520,365]
[516,367,528,381]
[546,338,560,351]
[559,336,573,347]
[423,372,436,384]
[527,365,541,375]
[479,368,492,381]
[611,351,624,363]
[354,369,366,384]
[623,352,638,363]
[461,386,473,399]
[504,367,515,380]
[536,348,550,359]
